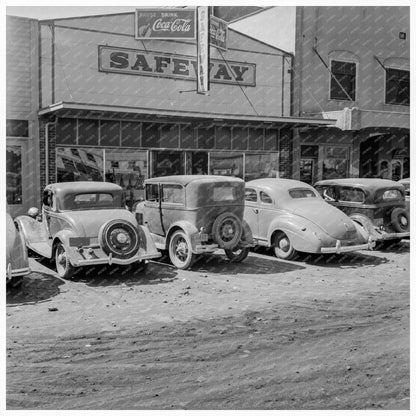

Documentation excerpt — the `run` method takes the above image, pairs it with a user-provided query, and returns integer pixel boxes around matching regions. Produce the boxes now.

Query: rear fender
[241,219,254,245]
[268,218,322,253]
[137,225,161,258]
[52,230,80,264]
[166,221,199,252]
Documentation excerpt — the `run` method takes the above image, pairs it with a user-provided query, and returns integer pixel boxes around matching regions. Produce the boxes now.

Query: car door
[143,183,166,236]
[257,190,276,241]
[244,187,259,238]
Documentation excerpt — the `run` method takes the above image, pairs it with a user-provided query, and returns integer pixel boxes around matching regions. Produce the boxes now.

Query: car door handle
[252,208,259,214]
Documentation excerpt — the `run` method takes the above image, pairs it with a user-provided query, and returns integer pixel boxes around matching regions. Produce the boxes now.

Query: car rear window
[64,192,120,210]
[213,186,236,202]
[289,188,316,199]
[338,187,365,203]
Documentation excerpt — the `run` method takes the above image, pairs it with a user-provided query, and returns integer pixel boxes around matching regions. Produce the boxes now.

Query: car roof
[144,175,244,186]
[314,178,403,190]
[46,181,123,193]
[246,178,317,200]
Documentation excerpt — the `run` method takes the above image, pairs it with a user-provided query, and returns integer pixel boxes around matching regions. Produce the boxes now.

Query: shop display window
[6,145,22,205]
[245,153,279,181]
[215,126,232,150]
[248,128,264,150]
[160,125,179,149]
[210,152,243,178]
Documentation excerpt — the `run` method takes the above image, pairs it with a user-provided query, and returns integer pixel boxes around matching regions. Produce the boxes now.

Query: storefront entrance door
[7,139,36,217]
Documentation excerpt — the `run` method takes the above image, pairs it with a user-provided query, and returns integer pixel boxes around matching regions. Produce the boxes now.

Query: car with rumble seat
[135,175,253,269]
[244,178,374,260]
[15,182,160,279]
[315,178,410,246]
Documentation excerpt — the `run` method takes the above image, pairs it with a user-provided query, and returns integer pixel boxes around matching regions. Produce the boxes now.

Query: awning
[39,101,336,129]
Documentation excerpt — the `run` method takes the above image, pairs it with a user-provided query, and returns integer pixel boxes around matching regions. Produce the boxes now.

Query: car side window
[146,184,159,202]
[339,187,365,203]
[43,190,52,209]
[245,188,257,202]
[317,186,336,201]
[260,191,273,204]
[162,185,185,204]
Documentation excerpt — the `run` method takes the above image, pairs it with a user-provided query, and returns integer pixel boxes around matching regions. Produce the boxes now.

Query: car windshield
[289,188,316,199]
[62,192,123,210]
[338,187,365,203]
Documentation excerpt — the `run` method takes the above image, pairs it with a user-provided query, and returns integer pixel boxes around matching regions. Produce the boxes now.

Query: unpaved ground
[6,243,410,410]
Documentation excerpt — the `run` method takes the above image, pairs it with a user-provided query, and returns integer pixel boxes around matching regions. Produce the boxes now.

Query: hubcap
[279,238,290,252]
[174,237,188,262]
[400,216,408,227]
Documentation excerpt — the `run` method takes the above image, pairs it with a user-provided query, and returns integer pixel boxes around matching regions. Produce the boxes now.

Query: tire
[99,219,140,259]
[169,230,196,270]
[225,246,250,262]
[55,242,75,279]
[273,231,296,260]
[212,212,243,250]
[390,208,409,233]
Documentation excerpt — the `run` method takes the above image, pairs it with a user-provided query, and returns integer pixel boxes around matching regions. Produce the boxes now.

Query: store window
[322,146,350,180]
[6,120,29,137]
[121,122,141,147]
[216,126,232,150]
[6,145,22,205]
[245,153,278,181]
[330,60,356,101]
[78,119,99,146]
[100,120,120,147]
[198,126,215,149]
[142,123,160,148]
[56,118,77,145]
[210,152,243,178]
[160,125,179,148]
[180,125,197,149]
[385,68,410,106]
[232,127,248,150]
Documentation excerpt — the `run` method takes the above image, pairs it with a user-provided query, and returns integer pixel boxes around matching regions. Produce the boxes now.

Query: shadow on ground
[6,271,64,306]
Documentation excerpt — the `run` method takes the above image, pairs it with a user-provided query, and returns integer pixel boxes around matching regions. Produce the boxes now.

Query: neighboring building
[291,6,410,183]
[6,11,333,216]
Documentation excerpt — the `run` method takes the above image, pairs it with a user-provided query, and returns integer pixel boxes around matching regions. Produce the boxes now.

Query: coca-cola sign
[135,8,196,39]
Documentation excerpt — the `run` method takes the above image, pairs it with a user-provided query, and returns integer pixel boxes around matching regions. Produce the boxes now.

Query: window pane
[180,125,197,149]
[245,188,257,202]
[330,60,356,101]
[56,118,77,145]
[264,129,278,150]
[162,185,184,204]
[6,145,22,204]
[245,153,279,181]
[160,125,179,148]
[6,120,29,137]
[210,152,243,178]
[289,188,316,198]
[216,126,232,149]
[386,68,410,105]
[339,187,365,203]
[121,122,141,147]
[142,123,160,148]
[56,147,103,182]
[146,184,159,202]
[198,126,215,149]
[260,191,272,204]
[248,128,264,150]
[232,127,248,150]
[100,120,120,147]
[105,149,148,208]
[78,119,99,146]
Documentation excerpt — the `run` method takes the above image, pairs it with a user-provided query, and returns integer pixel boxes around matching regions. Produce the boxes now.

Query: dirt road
[6,244,410,410]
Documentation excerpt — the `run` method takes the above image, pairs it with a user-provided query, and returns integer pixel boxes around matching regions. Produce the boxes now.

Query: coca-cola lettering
[99,46,256,87]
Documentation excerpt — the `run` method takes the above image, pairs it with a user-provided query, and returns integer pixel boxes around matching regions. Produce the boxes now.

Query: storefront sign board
[99,45,256,87]
[197,6,209,94]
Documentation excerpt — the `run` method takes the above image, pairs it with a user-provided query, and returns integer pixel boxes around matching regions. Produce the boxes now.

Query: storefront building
[7,11,334,216]
[291,6,410,183]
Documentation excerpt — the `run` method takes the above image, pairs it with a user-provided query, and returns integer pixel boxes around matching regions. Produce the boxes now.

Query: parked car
[6,210,30,287]
[398,178,410,211]
[15,182,160,279]
[315,178,410,245]
[244,178,374,260]
[135,175,253,269]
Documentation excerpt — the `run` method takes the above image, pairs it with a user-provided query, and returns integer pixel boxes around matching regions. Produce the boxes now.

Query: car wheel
[55,242,75,279]
[390,208,409,232]
[212,212,243,249]
[224,246,250,262]
[273,231,296,260]
[169,230,196,270]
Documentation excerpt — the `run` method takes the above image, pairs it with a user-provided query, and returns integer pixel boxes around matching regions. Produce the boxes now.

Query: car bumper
[378,231,410,241]
[71,251,161,267]
[194,243,219,254]
[6,265,31,282]
[320,238,375,254]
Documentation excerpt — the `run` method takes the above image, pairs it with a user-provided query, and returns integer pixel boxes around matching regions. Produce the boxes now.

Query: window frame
[384,67,410,106]
[329,59,357,102]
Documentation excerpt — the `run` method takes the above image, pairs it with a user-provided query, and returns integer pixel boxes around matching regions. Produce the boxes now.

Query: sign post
[196,6,209,95]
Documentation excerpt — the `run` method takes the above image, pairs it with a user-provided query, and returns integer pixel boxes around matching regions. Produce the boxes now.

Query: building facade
[6,11,334,217]
[291,6,410,184]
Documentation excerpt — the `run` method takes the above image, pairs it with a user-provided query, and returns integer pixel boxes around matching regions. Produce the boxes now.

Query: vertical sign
[197,6,209,95]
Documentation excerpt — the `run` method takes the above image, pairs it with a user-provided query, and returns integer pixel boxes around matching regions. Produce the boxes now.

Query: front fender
[349,214,379,240]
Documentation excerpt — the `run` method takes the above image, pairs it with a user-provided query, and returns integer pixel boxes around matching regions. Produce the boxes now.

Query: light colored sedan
[244,178,374,260]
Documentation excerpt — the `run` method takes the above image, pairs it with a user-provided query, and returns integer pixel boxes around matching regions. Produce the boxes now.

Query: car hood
[59,209,136,237]
[290,200,357,239]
